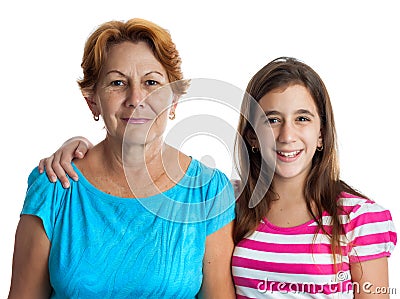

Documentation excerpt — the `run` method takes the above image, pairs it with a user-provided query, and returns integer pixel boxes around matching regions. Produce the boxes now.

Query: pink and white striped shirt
[232,193,397,298]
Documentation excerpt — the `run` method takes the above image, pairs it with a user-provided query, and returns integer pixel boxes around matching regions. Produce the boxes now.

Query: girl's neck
[266,174,316,228]
[272,173,307,204]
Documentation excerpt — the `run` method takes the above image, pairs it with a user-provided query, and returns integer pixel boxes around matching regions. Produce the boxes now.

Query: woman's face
[88,41,175,145]
[254,84,323,182]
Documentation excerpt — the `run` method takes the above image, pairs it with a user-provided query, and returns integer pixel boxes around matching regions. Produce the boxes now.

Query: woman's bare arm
[8,215,52,299]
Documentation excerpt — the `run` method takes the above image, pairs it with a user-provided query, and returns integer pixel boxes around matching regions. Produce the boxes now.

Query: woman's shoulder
[23,166,74,239]
[27,165,68,194]
[25,165,75,209]
[188,158,232,187]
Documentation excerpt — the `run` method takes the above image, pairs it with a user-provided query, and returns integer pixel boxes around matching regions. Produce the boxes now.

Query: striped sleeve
[342,195,397,263]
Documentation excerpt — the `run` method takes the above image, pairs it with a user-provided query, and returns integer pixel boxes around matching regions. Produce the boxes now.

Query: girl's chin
[274,167,306,180]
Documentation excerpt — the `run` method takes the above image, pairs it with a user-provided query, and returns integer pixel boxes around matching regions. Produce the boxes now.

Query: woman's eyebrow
[104,70,164,77]
[105,70,126,76]
[144,71,164,77]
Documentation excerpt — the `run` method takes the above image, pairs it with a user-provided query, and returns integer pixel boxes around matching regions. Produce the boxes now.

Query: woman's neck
[75,135,190,198]
[101,135,166,172]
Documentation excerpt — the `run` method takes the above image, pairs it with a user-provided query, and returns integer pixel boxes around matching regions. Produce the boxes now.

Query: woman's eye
[111,80,125,87]
[145,80,158,86]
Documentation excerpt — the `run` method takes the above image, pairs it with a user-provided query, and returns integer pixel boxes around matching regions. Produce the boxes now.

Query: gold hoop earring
[93,115,99,121]
[251,146,259,153]
[169,111,176,120]
[316,145,323,152]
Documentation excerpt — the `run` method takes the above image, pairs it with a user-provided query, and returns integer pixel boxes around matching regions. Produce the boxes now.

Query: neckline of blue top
[70,158,196,202]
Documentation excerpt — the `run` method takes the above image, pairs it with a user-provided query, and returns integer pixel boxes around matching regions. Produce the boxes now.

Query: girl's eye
[111,80,125,87]
[267,117,280,124]
[145,80,158,86]
[297,116,310,122]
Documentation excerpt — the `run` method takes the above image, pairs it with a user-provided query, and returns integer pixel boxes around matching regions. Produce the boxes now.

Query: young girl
[232,57,396,298]
[37,57,396,298]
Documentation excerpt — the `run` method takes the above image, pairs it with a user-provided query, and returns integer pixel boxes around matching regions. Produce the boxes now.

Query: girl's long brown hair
[234,57,365,264]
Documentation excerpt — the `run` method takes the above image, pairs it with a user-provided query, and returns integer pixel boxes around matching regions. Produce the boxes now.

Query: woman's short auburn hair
[78,18,188,97]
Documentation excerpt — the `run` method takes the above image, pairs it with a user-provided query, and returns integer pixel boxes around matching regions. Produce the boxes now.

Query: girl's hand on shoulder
[38,136,93,188]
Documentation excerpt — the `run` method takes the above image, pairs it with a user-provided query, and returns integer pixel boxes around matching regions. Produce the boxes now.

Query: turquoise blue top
[22,158,236,298]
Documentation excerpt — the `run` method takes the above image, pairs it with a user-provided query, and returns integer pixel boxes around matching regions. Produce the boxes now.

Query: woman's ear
[82,87,99,115]
[84,96,100,117]
[169,94,180,116]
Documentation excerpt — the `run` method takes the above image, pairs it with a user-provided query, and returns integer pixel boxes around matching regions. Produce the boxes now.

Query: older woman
[8,19,236,299]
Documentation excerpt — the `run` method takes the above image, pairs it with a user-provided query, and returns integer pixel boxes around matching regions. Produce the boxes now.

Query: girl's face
[255,84,323,182]
[87,41,175,146]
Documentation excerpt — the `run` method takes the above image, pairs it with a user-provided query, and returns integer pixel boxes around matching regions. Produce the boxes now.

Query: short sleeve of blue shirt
[202,167,236,236]
[21,158,235,299]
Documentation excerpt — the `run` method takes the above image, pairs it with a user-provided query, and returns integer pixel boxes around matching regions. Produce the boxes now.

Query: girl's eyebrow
[296,109,315,117]
[264,110,281,116]
[264,109,315,117]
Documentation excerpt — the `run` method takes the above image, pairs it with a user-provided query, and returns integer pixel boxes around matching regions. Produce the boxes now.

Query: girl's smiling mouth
[276,150,302,161]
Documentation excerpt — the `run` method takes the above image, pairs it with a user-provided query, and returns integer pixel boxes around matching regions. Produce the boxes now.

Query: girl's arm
[8,215,52,299]
[351,257,389,298]
[198,221,236,298]
[38,136,93,188]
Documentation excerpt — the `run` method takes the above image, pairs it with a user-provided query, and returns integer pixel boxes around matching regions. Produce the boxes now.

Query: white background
[1,0,399,297]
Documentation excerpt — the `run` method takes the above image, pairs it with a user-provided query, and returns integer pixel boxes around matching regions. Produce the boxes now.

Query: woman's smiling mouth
[122,117,151,124]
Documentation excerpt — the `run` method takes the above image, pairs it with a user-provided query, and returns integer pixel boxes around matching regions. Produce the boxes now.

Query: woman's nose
[125,86,146,108]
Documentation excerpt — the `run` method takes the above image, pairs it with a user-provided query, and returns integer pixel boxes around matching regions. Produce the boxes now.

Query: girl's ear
[245,129,259,148]
[317,131,323,148]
